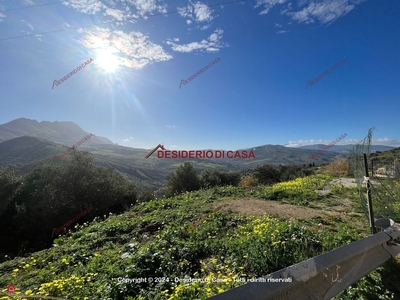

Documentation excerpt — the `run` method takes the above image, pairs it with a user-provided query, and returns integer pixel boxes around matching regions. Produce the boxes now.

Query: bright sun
[96,49,119,73]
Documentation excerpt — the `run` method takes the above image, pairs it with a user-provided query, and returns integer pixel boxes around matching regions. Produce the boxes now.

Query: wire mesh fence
[350,128,400,225]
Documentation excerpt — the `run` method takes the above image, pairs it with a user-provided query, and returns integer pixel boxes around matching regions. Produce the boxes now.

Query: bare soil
[214,177,359,220]
[215,198,328,219]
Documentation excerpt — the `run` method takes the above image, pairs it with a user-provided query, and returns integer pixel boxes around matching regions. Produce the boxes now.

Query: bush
[253,164,314,186]
[321,158,349,175]
[137,190,155,203]
[200,170,241,188]
[241,175,258,187]
[253,164,281,185]
[166,162,201,197]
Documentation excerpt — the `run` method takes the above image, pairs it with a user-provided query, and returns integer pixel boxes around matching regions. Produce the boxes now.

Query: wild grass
[0,175,399,299]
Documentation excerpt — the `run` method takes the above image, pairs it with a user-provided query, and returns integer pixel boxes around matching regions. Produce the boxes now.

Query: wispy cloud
[121,137,135,142]
[21,20,34,32]
[255,0,365,25]
[166,125,176,128]
[166,29,226,53]
[255,0,287,15]
[286,138,348,147]
[370,138,400,147]
[125,0,167,18]
[286,136,400,147]
[285,0,365,25]
[64,0,105,15]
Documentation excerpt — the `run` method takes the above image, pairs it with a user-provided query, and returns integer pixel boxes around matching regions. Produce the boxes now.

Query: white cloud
[80,27,172,69]
[286,136,400,148]
[64,0,104,15]
[104,8,128,21]
[21,20,34,31]
[166,125,176,128]
[285,0,365,25]
[200,24,212,30]
[255,0,287,15]
[369,138,400,147]
[255,0,365,25]
[121,136,134,142]
[286,138,347,147]
[166,29,226,53]
[276,30,289,34]
[124,0,167,17]
[193,2,214,22]
[178,1,214,23]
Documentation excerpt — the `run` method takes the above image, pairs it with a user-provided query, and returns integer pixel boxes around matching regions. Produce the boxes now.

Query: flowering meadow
[261,174,332,204]
[1,175,399,300]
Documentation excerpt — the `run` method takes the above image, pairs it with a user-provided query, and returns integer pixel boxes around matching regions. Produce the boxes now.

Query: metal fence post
[363,153,376,234]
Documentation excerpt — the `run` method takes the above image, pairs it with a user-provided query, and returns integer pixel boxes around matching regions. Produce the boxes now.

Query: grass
[0,175,399,299]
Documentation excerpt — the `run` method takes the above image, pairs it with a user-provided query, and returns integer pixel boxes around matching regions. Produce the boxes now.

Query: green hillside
[1,173,399,300]
[0,136,348,192]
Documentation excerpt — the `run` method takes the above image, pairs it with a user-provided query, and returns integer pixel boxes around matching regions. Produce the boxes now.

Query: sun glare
[96,49,120,73]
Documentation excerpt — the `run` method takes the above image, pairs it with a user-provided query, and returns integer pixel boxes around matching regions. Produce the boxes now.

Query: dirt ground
[213,177,400,258]
[215,177,358,220]
[216,198,329,219]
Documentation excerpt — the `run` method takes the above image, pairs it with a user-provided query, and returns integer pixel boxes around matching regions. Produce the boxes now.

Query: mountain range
[0,118,395,191]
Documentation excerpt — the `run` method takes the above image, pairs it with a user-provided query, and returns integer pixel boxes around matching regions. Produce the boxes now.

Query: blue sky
[0,0,399,151]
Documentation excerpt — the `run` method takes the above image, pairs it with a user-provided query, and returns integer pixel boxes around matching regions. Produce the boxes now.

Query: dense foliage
[165,162,201,197]
[0,151,137,258]
[165,162,314,197]
[199,169,241,189]
[253,164,314,185]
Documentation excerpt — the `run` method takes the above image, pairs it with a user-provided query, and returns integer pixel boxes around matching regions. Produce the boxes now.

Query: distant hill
[0,138,345,191]
[1,118,395,191]
[297,144,394,154]
[0,118,114,146]
[369,147,400,169]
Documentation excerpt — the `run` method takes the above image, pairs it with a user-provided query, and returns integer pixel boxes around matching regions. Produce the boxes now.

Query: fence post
[363,153,376,234]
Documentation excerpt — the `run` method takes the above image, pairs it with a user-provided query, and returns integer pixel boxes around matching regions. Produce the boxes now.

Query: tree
[0,151,138,257]
[200,170,241,188]
[253,164,281,185]
[200,169,221,188]
[166,162,200,196]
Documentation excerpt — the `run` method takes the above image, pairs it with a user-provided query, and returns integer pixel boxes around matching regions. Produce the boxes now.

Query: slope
[0,174,399,300]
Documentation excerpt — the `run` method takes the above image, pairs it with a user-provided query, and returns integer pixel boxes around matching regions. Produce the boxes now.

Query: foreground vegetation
[1,168,400,299]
